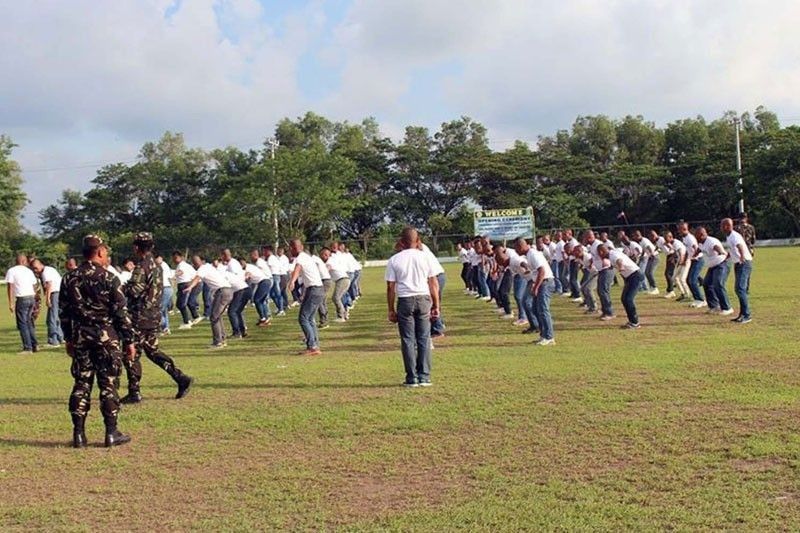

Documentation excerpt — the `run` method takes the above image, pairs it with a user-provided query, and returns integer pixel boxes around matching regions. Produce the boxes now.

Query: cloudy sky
[3,0,799,231]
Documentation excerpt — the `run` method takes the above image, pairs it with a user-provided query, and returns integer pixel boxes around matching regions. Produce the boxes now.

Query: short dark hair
[172,250,183,258]
[135,241,155,253]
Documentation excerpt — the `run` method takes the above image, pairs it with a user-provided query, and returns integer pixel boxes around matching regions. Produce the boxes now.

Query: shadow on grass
[149,382,400,391]
[0,437,73,448]
[0,397,62,406]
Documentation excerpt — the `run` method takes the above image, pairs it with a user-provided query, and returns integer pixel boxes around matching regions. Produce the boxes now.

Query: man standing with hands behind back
[385,227,440,388]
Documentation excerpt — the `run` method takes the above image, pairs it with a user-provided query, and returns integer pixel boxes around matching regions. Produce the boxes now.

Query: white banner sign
[473,207,535,240]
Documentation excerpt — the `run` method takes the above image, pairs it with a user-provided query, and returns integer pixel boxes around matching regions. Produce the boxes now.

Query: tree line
[1,107,798,264]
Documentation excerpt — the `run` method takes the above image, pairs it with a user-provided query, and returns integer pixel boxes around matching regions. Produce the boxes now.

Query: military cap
[133,231,154,245]
[82,234,105,248]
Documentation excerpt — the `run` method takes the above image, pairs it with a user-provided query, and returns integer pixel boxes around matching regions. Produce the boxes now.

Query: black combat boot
[120,391,142,404]
[175,375,194,400]
[72,415,87,449]
[104,422,132,447]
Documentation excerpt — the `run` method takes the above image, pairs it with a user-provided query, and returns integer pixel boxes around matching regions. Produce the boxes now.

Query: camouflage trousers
[123,329,186,394]
[69,337,123,426]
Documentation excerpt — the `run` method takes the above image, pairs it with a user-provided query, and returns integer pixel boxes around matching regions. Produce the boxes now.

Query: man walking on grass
[721,218,753,323]
[288,239,326,356]
[386,227,440,387]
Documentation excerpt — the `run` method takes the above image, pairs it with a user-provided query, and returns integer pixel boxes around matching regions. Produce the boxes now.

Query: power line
[21,158,139,173]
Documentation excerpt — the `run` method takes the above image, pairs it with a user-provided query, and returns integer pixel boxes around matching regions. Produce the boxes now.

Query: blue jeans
[431,273,446,335]
[202,282,212,318]
[568,261,580,298]
[46,292,64,345]
[703,263,731,311]
[299,285,325,349]
[161,286,173,330]
[496,270,512,314]
[177,282,200,324]
[688,258,705,301]
[522,280,539,330]
[621,271,643,325]
[476,269,489,298]
[558,261,569,294]
[734,261,752,318]
[598,268,614,317]
[348,270,361,300]
[513,274,527,319]
[270,274,285,311]
[15,296,37,351]
[252,278,272,321]
[535,279,555,340]
[645,255,659,289]
[550,260,562,293]
[396,295,432,384]
[228,287,253,335]
[343,273,355,308]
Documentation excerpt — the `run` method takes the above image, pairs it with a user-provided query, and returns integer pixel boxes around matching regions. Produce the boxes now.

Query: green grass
[1,248,799,531]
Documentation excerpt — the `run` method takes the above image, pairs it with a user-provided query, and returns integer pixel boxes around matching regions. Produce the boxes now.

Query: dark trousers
[14,296,37,351]
[252,279,272,321]
[318,279,332,325]
[177,282,200,324]
[202,282,212,318]
[621,271,643,325]
[228,287,253,336]
[70,339,122,429]
[460,262,471,289]
[703,263,731,311]
[569,261,580,297]
[664,260,675,293]
[497,270,512,314]
[124,329,186,394]
[397,295,432,384]
[598,268,614,317]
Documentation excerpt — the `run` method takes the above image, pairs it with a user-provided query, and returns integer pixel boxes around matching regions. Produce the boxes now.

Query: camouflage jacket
[735,222,756,250]
[59,261,135,345]
[125,253,163,331]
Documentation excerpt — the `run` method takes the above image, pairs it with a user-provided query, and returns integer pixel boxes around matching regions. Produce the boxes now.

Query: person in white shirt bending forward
[385,228,440,387]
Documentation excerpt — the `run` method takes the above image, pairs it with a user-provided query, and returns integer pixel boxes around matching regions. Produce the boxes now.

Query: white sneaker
[648,288,660,296]
[178,324,192,330]
[571,297,584,303]
[707,308,721,314]
[481,296,491,302]
[290,301,300,308]
[720,308,734,316]
[334,318,347,323]
[663,291,676,299]
[277,310,286,317]
[600,314,616,321]
[501,313,515,320]
[513,319,529,327]
[535,338,556,346]
[192,316,205,324]
[561,292,571,298]
[494,307,505,314]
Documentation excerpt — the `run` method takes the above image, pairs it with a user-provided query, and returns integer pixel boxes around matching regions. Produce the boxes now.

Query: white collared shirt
[726,231,753,263]
[175,260,196,284]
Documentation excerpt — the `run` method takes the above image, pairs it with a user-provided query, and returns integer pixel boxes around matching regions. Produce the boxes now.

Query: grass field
[1,248,799,531]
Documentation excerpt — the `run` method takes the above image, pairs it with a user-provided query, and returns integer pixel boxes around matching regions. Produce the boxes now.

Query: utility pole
[733,117,744,214]
[266,137,280,248]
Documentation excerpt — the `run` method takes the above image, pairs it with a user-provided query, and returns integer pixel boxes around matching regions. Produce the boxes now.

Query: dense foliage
[2,107,798,262]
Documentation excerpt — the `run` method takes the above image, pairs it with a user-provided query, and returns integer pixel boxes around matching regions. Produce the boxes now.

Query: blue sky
[2,0,799,231]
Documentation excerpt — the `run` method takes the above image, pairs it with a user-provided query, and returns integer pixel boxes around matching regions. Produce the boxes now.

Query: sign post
[473,207,535,241]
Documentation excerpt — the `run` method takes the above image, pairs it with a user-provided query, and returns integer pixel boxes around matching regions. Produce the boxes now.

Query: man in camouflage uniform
[60,235,135,448]
[121,232,193,404]
[735,213,756,255]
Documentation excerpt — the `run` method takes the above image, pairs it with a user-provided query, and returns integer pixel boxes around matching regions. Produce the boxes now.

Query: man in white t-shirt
[31,258,65,347]
[632,230,659,295]
[696,227,732,315]
[664,232,690,301]
[172,251,201,328]
[6,254,39,353]
[386,227,440,387]
[185,255,233,348]
[457,243,471,293]
[678,222,706,307]
[247,249,273,327]
[315,248,333,329]
[721,218,753,323]
[262,245,286,315]
[514,238,556,345]
[154,254,174,334]
[288,239,326,356]
[326,246,351,322]
[599,245,643,329]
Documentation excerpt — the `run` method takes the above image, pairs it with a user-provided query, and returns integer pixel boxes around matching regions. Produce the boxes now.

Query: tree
[0,135,27,243]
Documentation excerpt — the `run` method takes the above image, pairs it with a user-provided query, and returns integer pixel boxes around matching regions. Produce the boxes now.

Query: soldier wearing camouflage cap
[59,234,135,447]
[121,232,193,404]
